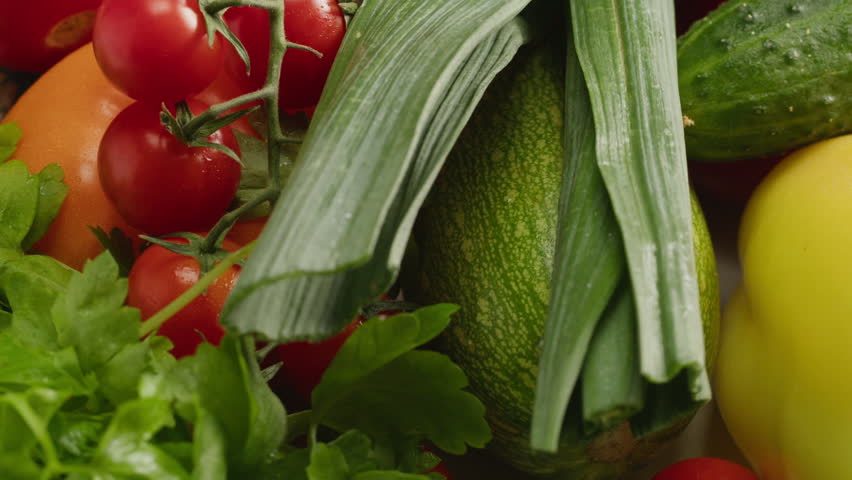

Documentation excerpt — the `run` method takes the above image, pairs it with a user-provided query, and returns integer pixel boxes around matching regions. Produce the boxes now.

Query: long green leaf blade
[223,0,532,341]
[529,17,626,451]
[570,0,709,397]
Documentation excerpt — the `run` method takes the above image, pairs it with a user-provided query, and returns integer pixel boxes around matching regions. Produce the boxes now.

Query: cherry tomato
[676,0,727,35]
[93,0,223,104]
[653,457,760,480]
[0,1,101,73]
[224,0,346,110]
[98,100,242,236]
[274,298,399,400]
[227,216,268,246]
[128,237,241,358]
[274,317,364,401]
[422,448,451,479]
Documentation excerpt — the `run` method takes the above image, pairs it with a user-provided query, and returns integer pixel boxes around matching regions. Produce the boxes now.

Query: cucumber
[678,0,852,161]
[403,43,720,477]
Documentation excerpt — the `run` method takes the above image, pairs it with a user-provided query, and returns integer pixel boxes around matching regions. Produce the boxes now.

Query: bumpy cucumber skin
[678,0,852,161]
[406,44,720,477]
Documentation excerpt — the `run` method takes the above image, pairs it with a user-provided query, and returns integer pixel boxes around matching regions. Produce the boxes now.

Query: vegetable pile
[0,0,851,479]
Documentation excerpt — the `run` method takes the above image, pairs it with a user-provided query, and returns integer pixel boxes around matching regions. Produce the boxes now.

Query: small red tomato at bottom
[274,317,365,401]
[422,449,451,479]
[274,298,400,400]
[127,237,241,358]
[653,457,760,480]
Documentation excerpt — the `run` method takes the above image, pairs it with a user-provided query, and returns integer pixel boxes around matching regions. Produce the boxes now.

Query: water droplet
[696,72,710,81]
[823,95,837,105]
[743,12,756,23]
[719,38,734,50]
[763,39,779,50]
[788,4,804,14]
[752,105,768,116]
[785,49,801,63]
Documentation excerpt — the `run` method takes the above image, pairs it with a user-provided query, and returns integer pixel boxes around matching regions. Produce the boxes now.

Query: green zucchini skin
[678,0,852,161]
[404,42,719,477]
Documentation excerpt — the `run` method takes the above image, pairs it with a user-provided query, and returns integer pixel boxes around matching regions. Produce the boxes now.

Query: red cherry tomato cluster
[80,0,346,358]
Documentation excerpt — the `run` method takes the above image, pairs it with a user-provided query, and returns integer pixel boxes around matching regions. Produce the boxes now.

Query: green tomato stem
[139,241,256,339]
[201,186,277,252]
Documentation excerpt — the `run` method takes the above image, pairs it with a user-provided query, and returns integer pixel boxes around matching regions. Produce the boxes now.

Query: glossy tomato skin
[653,457,759,480]
[93,0,223,104]
[274,299,399,400]
[128,237,241,358]
[0,0,101,73]
[274,317,365,401]
[98,100,242,236]
[225,0,346,110]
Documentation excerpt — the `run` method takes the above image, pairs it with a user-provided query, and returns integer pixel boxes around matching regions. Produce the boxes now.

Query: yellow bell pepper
[717,134,852,480]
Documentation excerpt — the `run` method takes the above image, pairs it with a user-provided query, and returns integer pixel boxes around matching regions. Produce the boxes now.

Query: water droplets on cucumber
[784,49,801,63]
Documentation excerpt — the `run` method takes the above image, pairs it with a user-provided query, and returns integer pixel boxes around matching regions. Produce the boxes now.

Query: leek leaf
[529,18,626,450]
[570,0,710,399]
[222,0,532,341]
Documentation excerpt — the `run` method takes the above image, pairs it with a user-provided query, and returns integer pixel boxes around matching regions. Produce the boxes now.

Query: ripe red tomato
[0,1,101,73]
[274,317,365,401]
[274,298,399,400]
[224,0,346,110]
[128,237,241,358]
[653,457,760,480]
[422,449,451,479]
[93,0,223,104]
[98,100,242,236]
[675,0,727,35]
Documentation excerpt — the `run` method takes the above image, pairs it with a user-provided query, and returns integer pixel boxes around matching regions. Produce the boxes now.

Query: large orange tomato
[3,43,137,270]
[3,43,256,271]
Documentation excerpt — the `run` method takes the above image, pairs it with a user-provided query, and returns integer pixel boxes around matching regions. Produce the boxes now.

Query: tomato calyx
[159,100,256,163]
[141,231,238,275]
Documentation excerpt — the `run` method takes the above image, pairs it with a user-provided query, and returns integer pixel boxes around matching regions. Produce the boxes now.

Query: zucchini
[679,0,852,161]
[404,42,720,476]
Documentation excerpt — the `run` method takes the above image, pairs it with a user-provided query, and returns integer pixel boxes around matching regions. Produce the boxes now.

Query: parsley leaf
[153,335,287,472]
[53,253,141,374]
[312,304,491,456]
[22,164,67,252]
[0,123,21,163]
[0,159,67,257]
[0,160,39,252]
[88,397,189,479]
